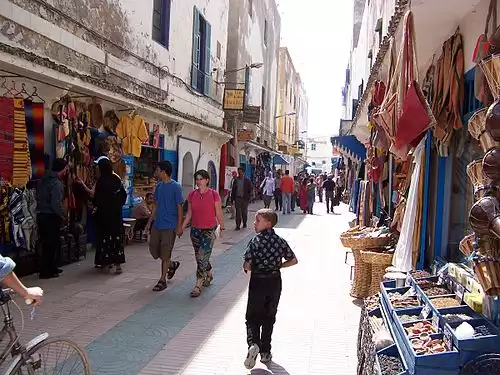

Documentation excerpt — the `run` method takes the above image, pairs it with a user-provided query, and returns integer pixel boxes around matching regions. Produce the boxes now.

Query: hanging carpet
[24,100,45,180]
[0,97,14,183]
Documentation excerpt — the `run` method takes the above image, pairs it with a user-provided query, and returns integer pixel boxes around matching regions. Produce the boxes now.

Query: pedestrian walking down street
[299,178,309,214]
[182,169,225,298]
[36,158,67,279]
[260,171,275,209]
[243,209,298,369]
[273,170,282,211]
[92,156,127,274]
[291,176,300,212]
[316,174,324,203]
[145,161,183,292]
[279,170,294,215]
[322,175,336,214]
[307,178,316,214]
[231,167,253,230]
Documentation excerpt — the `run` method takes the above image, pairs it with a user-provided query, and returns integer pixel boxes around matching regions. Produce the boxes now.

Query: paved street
[13,201,360,375]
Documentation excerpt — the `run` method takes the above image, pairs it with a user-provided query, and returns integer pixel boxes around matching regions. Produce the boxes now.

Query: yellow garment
[115,114,148,157]
[13,99,31,187]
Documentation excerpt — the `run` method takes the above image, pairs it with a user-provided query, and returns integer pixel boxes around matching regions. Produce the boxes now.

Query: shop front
[341,1,500,373]
[0,47,231,275]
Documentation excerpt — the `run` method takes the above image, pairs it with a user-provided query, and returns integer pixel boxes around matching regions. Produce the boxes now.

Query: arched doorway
[182,152,194,198]
[208,161,217,190]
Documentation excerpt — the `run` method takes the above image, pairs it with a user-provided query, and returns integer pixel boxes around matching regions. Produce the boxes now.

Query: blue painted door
[162,150,178,181]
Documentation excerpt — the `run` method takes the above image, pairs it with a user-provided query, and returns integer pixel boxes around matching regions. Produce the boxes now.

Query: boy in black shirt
[243,209,298,369]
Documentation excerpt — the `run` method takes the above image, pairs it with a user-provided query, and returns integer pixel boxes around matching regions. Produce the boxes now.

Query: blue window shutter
[162,0,171,48]
[191,7,201,89]
[203,22,212,96]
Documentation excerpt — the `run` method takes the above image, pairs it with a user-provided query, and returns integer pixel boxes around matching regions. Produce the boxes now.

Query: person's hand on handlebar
[22,287,44,306]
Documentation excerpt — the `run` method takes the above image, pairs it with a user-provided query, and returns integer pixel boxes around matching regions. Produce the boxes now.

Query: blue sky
[277,0,354,137]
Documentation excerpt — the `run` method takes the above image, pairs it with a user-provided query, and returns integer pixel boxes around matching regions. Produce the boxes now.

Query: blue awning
[273,154,288,165]
[330,135,366,162]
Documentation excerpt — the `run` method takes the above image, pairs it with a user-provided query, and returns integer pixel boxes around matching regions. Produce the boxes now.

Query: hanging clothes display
[9,187,37,251]
[115,112,149,157]
[12,99,31,187]
[392,135,427,272]
[0,185,10,244]
[0,97,14,183]
[24,100,45,179]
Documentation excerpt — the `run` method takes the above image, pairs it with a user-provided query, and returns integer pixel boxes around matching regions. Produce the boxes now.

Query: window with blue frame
[152,0,171,48]
[191,7,212,96]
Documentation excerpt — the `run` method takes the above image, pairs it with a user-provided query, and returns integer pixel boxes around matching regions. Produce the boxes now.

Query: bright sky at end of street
[277,0,354,138]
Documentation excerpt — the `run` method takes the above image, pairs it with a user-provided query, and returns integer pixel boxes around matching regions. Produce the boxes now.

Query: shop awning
[331,136,366,163]
[273,154,288,165]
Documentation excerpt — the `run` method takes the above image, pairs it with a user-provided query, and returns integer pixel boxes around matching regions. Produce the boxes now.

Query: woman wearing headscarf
[92,156,127,273]
[260,171,275,209]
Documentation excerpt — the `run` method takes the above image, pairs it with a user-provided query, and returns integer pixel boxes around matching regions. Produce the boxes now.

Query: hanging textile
[411,150,426,267]
[9,187,37,251]
[392,135,427,272]
[0,97,14,183]
[13,99,31,187]
[24,100,45,179]
[0,185,10,244]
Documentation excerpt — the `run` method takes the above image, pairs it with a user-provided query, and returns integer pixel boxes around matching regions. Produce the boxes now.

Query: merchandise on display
[410,337,447,355]
[365,295,380,311]
[429,297,461,308]
[423,286,451,297]
[411,270,431,279]
[388,292,420,309]
[399,314,421,323]
[405,321,436,337]
[442,313,474,323]
[378,354,404,375]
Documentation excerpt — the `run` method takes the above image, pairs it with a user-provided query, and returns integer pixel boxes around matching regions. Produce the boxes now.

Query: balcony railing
[191,65,223,104]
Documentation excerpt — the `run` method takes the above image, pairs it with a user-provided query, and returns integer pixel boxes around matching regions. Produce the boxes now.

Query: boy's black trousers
[245,272,282,353]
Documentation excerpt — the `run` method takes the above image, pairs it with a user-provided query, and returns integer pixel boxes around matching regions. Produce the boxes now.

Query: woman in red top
[182,170,225,297]
[298,178,309,214]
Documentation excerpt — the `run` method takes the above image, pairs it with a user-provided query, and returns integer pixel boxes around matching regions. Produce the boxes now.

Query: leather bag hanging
[373,38,399,145]
[474,0,496,105]
[394,11,436,150]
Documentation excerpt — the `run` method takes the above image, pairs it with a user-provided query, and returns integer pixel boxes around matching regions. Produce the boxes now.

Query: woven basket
[360,250,394,264]
[360,250,394,296]
[474,258,500,296]
[350,248,372,299]
[350,235,392,250]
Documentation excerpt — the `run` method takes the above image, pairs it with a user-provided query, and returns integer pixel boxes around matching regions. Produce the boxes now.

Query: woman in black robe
[92,156,127,273]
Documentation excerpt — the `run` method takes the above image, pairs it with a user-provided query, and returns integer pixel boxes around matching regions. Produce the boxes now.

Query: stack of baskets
[342,227,393,299]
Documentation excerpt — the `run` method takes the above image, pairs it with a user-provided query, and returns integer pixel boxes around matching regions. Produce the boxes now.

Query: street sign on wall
[223,89,245,110]
[237,129,254,141]
[242,106,261,123]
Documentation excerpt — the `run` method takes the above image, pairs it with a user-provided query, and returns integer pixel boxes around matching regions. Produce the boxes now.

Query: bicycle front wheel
[9,338,91,375]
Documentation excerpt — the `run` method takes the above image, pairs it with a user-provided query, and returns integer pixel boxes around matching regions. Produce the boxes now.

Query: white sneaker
[244,344,260,369]
[260,352,272,363]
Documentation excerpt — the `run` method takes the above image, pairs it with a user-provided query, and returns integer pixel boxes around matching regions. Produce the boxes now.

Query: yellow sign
[223,89,245,110]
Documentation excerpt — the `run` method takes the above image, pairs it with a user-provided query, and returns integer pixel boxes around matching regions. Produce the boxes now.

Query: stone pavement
[8,200,360,375]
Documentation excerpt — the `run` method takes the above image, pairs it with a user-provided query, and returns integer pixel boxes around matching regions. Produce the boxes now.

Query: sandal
[202,273,213,287]
[152,280,167,292]
[190,286,201,298]
[115,265,123,275]
[167,261,180,280]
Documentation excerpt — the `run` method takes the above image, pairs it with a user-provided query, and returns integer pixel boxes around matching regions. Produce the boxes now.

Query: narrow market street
[13,202,359,375]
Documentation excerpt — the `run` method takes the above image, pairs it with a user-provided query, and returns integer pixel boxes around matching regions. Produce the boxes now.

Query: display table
[357,304,377,375]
